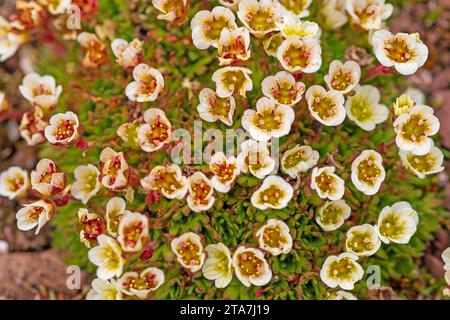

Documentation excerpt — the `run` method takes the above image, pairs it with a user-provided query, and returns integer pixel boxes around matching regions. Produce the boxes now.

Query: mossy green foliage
[37,0,448,299]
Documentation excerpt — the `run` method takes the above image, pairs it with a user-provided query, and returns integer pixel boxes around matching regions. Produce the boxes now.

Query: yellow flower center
[384,37,414,63]
[252,107,283,131]
[262,226,287,248]
[280,0,309,15]
[270,80,299,105]
[330,69,353,91]
[211,161,236,183]
[101,245,121,270]
[379,213,408,240]
[221,70,248,94]
[56,119,76,141]
[122,220,144,249]
[237,251,264,277]
[357,157,381,185]
[246,8,277,32]
[204,16,234,42]
[311,95,337,120]
[6,175,25,192]
[191,180,212,204]
[400,113,430,143]
[347,230,376,254]
[29,206,44,222]
[350,96,373,122]
[319,203,343,226]
[177,239,201,266]
[283,149,305,169]
[258,184,285,206]
[327,257,358,281]
[153,168,183,195]
[139,74,158,96]
[207,94,232,119]
[315,171,336,194]
[146,119,170,147]
[282,42,311,68]
[393,95,414,116]
[162,0,185,17]
[123,273,158,292]
[406,152,437,173]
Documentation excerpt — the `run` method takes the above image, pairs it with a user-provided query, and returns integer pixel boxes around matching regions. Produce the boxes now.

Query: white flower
[191,6,237,49]
[0,167,29,200]
[76,32,108,68]
[217,27,251,66]
[19,73,62,111]
[261,71,305,107]
[16,199,55,235]
[279,0,312,18]
[71,164,101,204]
[197,88,235,126]
[324,60,361,94]
[374,201,418,244]
[44,111,81,145]
[345,224,381,257]
[242,97,295,142]
[277,36,322,73]
[321,0,348,30]
[305,85,346,126]
[20,107,47,146]
[39,0,71,15]
[111,38,143,69]
[372,30,428,75]
[0,17,27,62]
[99,147,129,191]
[320,252,364,290]
[171,232,206,272]
[442,247,450,285]
[399,145,444,179]
[251,175,293,210]
[237,0,282,36]
[202,243,233,288]
[232,246,272,287]
[393,105,440,156]
[77,208,105,248]
[276,14,319,39]
[256,219,292,256]
[345,85,389,131]
[137,108,172,152]
[86,278,122,300]
[88,234,124,280]
[327,290,358,300]
[117,122,139,145]
[237,139,276,179]
[392,94,415,117]
[12,1,43,30]
[125,63,164,102]
[152,0,188,23]
[140,164,188,199]
[187,172,216,212]
[212,66,253,98]
[209,152,240,193]
[281,145,319,178]
[118,267,165,299]
[311,166,345,200]
[316,200,351,231]
[346,0,393,30]
[351,150,385,195]
[105,197,126,237]
[117,211,149,253]
[31,158,66,197]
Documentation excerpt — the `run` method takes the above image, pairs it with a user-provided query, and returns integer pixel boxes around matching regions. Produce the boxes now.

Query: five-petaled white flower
[345,224,381,257]
[44,111,81,145]
[118,267,165,299]
[324,60,361,94]
[261,71,305,107]
[105,197,126,237]
[0,166,29,200]
[191,6,237,49]
[237,139,276,179]
[202,243,233,288]
[320,252,364,290]
[99,147,129,191]
[281,144,319,178]
[276,14,320,39]
[140,163,188,199]
[242,97,295,142]
[20,107,47,146]
[399,145,444,179]
[311,166,345,200]
[346,0,393,31]
[171,232,206,272]
[117,211,149,253]
[209,152,240,193]
[87,278,122,300]
[237,0,282,36]
[16,199,55,235]
[251,175,294,210]
[316,200,351,231]
[345,85,389,131]
[232,246,272,287]
[71,164,101,204]
[126,63,165,102]
[372,30,428,75]
[279,0,312,18]
[277,37,322,73]
[137,108,173,152]
[212,66,253,98]
[197,88,236,126]
[111,38,143,69]
[19,73,62,111]
[351,150,385,195]
[374,201,419,244]
[217,27,251,66]
[88,234,124,280]
[256,219,293,256]
[30,158,66,197]
[187,172,216,212]
[393,105,440,156]
[306,85,346,126]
